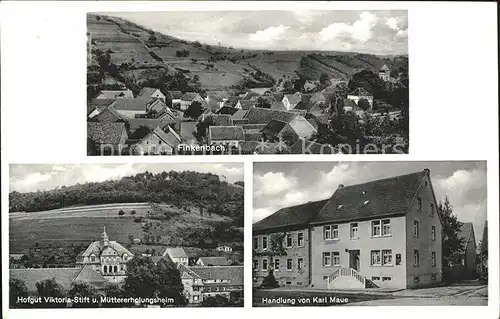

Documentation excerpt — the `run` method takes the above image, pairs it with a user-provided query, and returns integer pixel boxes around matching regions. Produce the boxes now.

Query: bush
[118,210,125,217]
[260,269,279,288]
[134,216,144,223]
[130,210,136,215]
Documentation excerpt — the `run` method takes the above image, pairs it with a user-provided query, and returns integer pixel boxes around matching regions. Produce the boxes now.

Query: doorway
[349,250,360,271]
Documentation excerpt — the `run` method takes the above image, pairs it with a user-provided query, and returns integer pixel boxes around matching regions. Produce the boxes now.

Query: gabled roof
[207,100,222,111]
[203,114,234,127]
[209,126,245,141]
[380,64,390,71]
[189,266,243,285]
[242,107,297,125]
[144,126,181,148]
[348,87,372,97]
[79,240,133,258]
[181,92,202,101]
[232,109,248,120]
[458,222,476,247]
[164,247,188,259]
[283,93,302,105]
[95,106,124,123]
[261,120,288,136]
[197,256,231,266]
[137,87,163,99]
[311,171,428,225]
[87,122,127,145]
[96,90,134,99]
[270,101,286,110]
[238,100,257,110]
[253,199,329,232]
[87,98,115,116]
[217,106,239,116]
[294,101,318,111]
[111,99,147,111]
[169,90,183,99]
[177,263,201,279]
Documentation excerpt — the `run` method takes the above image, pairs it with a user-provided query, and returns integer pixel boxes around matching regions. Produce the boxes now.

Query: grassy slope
[87,14,407,89]
[9,202,235,252]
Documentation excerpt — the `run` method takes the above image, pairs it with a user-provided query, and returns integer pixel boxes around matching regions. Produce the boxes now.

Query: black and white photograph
[87,10,409,155]
[8,163,244,308]
[252,161,488,306]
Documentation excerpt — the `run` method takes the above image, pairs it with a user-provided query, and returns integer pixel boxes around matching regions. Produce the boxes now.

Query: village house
[180,92,204,111]
[87,122,128,155]
[109,99,149,119]
[87,98,116,119]
[241,107,297,125]
[261,116,317,145]
[162,247,189,265]
[343,99,367,116]
[134,125,182,155]
[253,169,443,290]
[76,227,134,283]
[137,87,166,103]
[208,126,245,148]
[199,114,234,127]
[346,87,374,109]
[95,89,134,100]
[169,91,183,107]
[451,222,477,279]
[216,245,233,253]
[379,64,391,81]
[94,105,125,123]
[196,256,231,266]
[235,100,258,110]
[282,92,302,110]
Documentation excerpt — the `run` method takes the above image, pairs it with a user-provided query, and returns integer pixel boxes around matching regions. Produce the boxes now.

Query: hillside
[87,13,408,96]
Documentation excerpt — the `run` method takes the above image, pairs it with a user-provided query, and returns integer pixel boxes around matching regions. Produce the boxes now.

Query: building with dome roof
[76,227,134,283]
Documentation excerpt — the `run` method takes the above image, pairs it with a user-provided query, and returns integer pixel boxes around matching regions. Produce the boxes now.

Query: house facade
[162,247,189,265]
[180,92,204,111]
[253,169,443,290]
[379,64,391,81]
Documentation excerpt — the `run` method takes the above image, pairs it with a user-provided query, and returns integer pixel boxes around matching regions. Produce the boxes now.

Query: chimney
[338,184,345,189]
[423,168,430,175]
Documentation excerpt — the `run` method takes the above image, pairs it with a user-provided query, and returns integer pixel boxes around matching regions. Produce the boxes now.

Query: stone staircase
[326,268,378,289]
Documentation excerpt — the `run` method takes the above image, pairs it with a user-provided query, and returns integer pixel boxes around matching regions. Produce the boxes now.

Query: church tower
[101,226,109,247]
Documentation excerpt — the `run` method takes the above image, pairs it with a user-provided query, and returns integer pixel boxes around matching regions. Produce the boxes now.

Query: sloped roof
[203,114,234,127]
[238,100,257,110]
[181,92,202,101]
[288,116,317,138]
[189,266,243,285]
[87,122,127,145]
[137,87,162,99]
[380,64,390,71]
[95,106,124,123]
[96,90,134,99]
[165,247,188,259]
[80,240,133,258]
[270,101,286,110]
[311,171,428,225]
[209,126,245,141]
[290,138,337,154]
[284,93,302,105]
[177,263,201,279]
[169,90,183,99]
[241,91,260,100]
[146,126,181,148]
[458,222,475,245]
[272,93,284,101]
[10,266,106,294]
[294,101,317,111]
[207,94,224,103]
[261,120,288,136]
[348,87,372,97]
[111,99,147,111]
[208,91,230,99]
[197,257,231,266]
[242,107,297,125]
[87,98,115,116]
[232,109,248,120]
[253,199,329,232]
[217,106,239,116]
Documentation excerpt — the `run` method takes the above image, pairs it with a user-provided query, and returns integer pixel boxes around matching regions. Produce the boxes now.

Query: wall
[405,173,443,288]
[310,216,407,289]
[253,229,310,287]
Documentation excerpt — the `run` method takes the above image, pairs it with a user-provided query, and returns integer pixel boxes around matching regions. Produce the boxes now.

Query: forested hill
[9,170,244,219]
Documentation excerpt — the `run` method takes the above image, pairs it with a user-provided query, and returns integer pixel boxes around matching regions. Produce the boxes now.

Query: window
[253,237,258,249]
[431,274,437,281]
[413,220,420,237]
[298,258,304,270]
[262,236,268,250]
[417,197,422,211]
[396,254,402,265]
[262,259,268,270]
[323,276,328,281]
[253,260,258,270]
[350,223,359,239]
[297,232,304,247]
[274,259,280,270]
[382,219,391,236]
[431,226,436,241]
[425,181,428,188]
[382,276,392,282]
[414,276,420,284]
[332,252,340,266]
[430,203,435,216]
[286,234,293,247]
[372,220,381,237]
[91,256,96,262]
[286,259,293,271]
[431,252,436,267]
[413,250,420,266]
[323,252,332,266]
[382,250,393,265]
[324,225,338,240]
[371,276,380,281]
[371,250,381,266]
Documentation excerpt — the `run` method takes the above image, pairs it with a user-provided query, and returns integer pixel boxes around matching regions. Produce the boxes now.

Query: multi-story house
[253,169,443,290]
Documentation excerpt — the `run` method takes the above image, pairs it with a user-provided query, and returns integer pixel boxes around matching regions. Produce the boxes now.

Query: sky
[253,161,487,244]
[104,10,408,54]
[9,163,244,192]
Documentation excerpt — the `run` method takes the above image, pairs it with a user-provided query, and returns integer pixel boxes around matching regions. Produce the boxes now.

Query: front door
[349,250,360,271]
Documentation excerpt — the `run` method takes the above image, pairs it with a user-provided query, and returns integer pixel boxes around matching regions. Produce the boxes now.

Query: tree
[130,210,136,216]
[148,34,157,42]
[256,97,271,109]
[103,283,129,307]
[358,98,371,111]
[439,196,465,270]
[118,210,125,217]
[35,278,66,308]
[68,282,99,308]
[184,101,204,119]
[155,259,186,306]
[478,221,488,279]
[10,278,29,308]
[201,295,230,307]
[319,73,330,85]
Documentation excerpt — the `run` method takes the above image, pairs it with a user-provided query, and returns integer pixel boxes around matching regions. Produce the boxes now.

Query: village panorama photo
[252,161,488,306]
[86,10,409,155]
[8,163,244,308]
